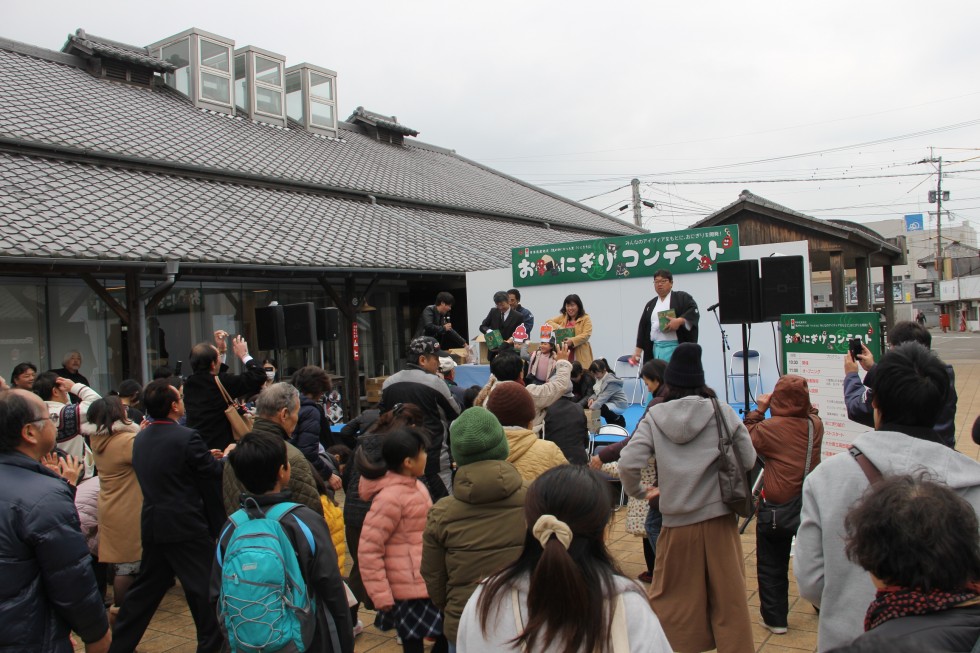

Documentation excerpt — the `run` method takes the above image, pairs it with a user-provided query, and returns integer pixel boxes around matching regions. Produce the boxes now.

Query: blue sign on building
[904,213,924,232]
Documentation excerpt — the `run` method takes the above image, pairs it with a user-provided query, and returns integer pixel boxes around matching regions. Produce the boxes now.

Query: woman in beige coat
[85,396,143,615]
[486,382,567,481]
[546,293,593,369]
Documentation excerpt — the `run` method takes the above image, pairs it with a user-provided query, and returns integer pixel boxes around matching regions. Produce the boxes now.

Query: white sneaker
[762,622,787,635]
[353,620,364,637]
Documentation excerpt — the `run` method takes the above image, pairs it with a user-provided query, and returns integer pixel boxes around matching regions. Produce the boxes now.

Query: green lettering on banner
[511,225,740,287]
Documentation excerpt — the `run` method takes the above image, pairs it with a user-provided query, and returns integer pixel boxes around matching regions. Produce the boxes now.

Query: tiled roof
[61,29,175,72]
[0,153,606,273]
[0,41,640,251]
[348,106,419,136]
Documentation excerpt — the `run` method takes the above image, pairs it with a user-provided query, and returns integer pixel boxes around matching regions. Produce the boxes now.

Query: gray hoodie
[794,429,980,651]
[619,396,756,527]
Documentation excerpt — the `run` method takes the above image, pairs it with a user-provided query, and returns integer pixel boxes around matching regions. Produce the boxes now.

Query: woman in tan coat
[486,382,567,481]
[85,396,143,615]
[546,293,593,369]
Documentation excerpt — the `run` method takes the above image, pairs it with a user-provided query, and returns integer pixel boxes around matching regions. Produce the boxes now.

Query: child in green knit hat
[421,407,526,647]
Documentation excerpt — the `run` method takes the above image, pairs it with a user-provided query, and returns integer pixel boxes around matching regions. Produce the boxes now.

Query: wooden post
[125,272,147,383]
[855,257,869,311]
[317,277,360,419]
[829,251,846,312]
[882,265,895,332]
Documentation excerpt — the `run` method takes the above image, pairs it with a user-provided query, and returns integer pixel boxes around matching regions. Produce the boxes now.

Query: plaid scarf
[865,583,980,631]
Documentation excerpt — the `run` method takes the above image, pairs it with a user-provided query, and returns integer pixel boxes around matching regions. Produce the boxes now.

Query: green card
[555,327,576,346]
[484,329,504,350]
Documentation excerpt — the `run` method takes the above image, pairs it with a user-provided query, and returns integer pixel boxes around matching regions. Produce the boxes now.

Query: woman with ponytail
[456,465,670,653]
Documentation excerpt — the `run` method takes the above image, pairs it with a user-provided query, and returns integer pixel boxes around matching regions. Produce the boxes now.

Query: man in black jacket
[479,290,524,362]
[381,337,461,500]
[416,291,467,351]
[633,269,700,364]
[109,379,233,653]
[184,330,266,451]
[0,389,111,653]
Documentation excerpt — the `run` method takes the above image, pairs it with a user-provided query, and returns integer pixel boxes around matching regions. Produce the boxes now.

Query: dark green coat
[221,417,324,517]
[421,460,527,643]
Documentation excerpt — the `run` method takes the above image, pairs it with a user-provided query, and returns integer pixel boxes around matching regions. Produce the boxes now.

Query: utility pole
[935,154,944,280]
[631,178,642,227]
[918,151,948,280]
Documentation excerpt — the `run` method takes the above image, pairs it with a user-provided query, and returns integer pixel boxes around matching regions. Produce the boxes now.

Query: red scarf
[865,583,980,631]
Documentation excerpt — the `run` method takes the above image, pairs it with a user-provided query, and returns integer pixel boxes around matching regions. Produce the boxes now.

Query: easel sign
[780,313,882,459]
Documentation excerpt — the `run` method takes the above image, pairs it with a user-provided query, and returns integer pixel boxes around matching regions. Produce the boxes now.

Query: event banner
[511,225,740,287]
[781,312,882,459]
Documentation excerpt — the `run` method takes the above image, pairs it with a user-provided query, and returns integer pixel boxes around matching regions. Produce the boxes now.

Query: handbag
[712,397,755,518]
[216,376,253,441]
[757,416,815,534]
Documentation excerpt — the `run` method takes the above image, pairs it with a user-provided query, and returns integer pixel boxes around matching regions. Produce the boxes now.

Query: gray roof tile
[0,45,637,239]
[0,154,607,272]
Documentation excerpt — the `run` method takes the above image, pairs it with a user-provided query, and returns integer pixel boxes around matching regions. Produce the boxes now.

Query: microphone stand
[709,305,731,404]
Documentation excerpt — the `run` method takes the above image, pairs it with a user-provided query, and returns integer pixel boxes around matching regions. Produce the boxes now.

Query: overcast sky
[6,1,980,241]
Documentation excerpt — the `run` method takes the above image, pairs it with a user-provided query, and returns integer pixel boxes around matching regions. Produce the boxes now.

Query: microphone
[706,302,720,312]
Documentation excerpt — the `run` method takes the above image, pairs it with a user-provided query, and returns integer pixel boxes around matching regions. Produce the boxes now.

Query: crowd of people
[1,274,979,653]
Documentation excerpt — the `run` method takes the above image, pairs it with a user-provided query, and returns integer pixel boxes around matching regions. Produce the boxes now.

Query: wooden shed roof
[692,190,906,270]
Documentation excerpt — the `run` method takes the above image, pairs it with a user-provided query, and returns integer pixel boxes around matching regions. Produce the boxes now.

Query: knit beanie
[664,343,705,388]
[486,381,536,428]
[450,407,509,467]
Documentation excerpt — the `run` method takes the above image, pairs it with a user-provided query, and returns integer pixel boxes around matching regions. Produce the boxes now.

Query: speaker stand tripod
[709,305,731,404]
[737,323,752,416]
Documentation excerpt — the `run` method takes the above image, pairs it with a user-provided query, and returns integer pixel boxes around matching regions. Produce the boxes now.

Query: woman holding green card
[547,294,593,368]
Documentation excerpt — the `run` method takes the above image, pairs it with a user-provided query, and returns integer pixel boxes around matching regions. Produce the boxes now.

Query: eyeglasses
[31,414,57,426]
[654,279,671,285]
[262,368,275,372]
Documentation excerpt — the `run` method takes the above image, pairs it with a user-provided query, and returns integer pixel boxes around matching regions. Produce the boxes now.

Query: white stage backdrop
[465,241,811,403]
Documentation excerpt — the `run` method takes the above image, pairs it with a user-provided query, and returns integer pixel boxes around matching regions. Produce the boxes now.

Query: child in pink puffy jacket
[358,427,448,653]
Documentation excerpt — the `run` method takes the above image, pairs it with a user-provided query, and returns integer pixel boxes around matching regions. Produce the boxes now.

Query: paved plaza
[76,332,980,653]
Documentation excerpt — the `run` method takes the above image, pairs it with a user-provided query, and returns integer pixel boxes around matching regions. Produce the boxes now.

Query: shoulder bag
[756,416,815,534]
[712,397,755,518]
[216,376,253,441]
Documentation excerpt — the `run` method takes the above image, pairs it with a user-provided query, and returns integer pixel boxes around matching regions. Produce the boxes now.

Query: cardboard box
[584,408,602,434]
[474,335,537,365]
[447,348,469,365]
[365,376,388,403]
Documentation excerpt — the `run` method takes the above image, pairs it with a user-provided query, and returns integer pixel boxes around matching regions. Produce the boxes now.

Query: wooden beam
[318,276,360,419]
[829,251,845,313]
[81,273,129,324]
[125,272,147,382]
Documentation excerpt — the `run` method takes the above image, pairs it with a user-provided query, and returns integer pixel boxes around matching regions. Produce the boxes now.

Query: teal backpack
[217,501,317,653]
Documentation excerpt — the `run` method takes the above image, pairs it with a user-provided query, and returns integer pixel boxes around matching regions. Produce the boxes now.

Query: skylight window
[233,46,286,126]
[285,64,338,137]
[148,28,236,115]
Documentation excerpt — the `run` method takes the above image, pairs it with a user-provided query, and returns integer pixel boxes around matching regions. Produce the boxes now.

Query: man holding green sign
[632,269,700,364]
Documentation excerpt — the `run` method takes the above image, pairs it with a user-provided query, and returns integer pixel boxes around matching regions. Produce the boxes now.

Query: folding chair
[614,355,644,405]
[591,424,630,509]
[728,349,763,404]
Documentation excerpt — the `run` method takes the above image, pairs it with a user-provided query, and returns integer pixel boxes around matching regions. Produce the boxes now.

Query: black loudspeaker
[717,259,761,324]
[284,303,317,348]
[760,255,806,321]
[316,307,340,342]
[255,305,286,351]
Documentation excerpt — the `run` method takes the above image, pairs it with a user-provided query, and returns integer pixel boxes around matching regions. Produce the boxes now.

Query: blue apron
[654,340,679,362]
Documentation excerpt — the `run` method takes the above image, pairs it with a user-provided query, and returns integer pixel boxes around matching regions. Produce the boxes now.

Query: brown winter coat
[743,375,824,504]
[504,427,568,482]
[359,472,433,607]
[87,420,143,563]
[421,460,527,643]
[222,418,324,517]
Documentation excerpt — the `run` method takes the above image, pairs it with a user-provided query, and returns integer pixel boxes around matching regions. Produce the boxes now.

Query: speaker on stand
[316,307,340,369]
[760,255,806,321]
[716,260,761,415]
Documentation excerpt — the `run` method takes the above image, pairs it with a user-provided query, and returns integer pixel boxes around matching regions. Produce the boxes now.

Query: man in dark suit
[633,269,700,364]
[479,290,524,362]
[184,330,266,451]
[109,379,233,653]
